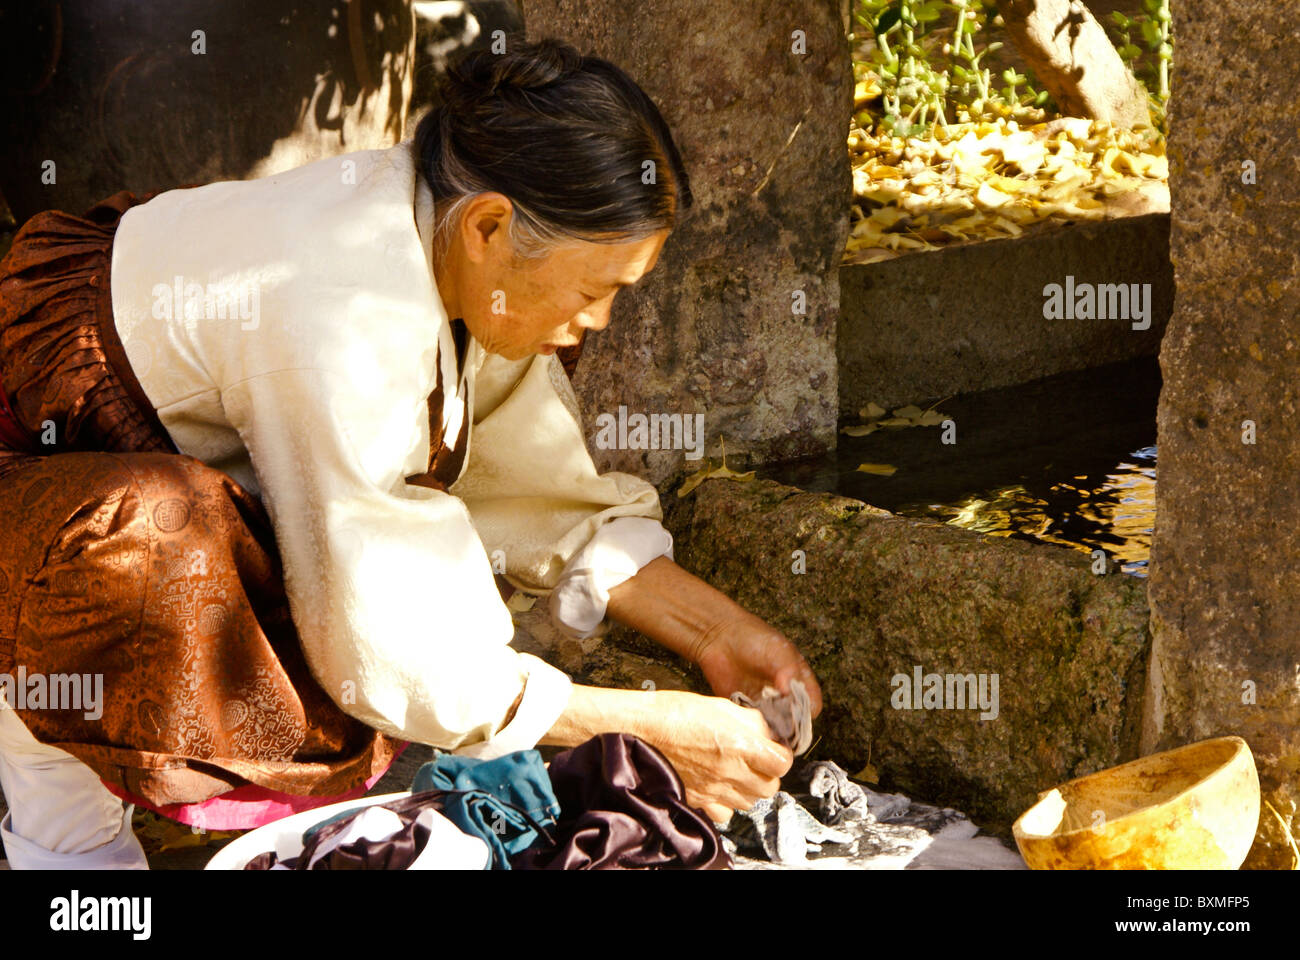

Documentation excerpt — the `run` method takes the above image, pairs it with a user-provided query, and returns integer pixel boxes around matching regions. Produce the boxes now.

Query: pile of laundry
[721,680,1023,870]
[720,760,1024,870]
[244,732,730,870]
[242,680,1022,871]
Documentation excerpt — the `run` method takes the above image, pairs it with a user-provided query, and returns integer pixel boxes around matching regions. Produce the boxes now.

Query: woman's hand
[605,555,824,719]
[636,690,793,825]
[692,612,824,718]
[540,685,792,825]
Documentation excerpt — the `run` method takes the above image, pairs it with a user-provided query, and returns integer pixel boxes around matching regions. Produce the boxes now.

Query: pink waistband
[101,741,409,831]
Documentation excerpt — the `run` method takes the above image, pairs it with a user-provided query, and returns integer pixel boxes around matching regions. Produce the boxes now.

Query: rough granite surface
[1143,0,1300,868]
[521,0,851,486]
[660,477,1151,833]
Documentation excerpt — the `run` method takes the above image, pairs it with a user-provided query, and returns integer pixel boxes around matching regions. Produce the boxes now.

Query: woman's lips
[540,341,579,355]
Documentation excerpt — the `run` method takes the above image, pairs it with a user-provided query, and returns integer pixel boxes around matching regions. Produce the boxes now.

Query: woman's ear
[459,193,514,264]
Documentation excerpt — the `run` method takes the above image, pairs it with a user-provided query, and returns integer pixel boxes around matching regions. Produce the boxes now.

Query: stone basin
[633,476,1153,835]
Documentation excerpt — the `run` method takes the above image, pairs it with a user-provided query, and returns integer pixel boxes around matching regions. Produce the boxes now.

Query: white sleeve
[548,516,675,640]
[451,352,673,639]
[220,367,572,758]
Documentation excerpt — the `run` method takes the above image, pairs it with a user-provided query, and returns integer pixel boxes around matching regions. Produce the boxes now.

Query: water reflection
[759,358,1161,578]
[897,445,1156,575]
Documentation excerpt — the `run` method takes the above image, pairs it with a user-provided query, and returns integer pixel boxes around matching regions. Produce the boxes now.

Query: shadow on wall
[410,0,524,117]
[0,0,414,222]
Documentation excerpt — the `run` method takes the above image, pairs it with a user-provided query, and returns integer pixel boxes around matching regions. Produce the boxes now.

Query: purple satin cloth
[514,733,731,870]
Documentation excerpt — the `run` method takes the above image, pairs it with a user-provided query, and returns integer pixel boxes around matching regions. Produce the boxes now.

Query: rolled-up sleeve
[451,352,673,639]
[220,366,572,758]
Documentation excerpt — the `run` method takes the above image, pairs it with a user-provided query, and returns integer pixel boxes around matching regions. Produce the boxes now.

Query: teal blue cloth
[410,749,559,869]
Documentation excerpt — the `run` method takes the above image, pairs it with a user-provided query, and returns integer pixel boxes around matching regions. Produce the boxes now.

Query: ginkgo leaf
[854,762,880,784]
[506,592,537,613]
[712,464,757,481]
[846,113,1167,259]
[876,417,913,427]
[892,404,925,419]
[870,206,905,227]
[975,181,1013,208]
[863,181,907,203]
[676,460,757,498]
[675,471,711,498]
[841,423,879,437]
[986,173,1039,195]
[860,402,887,419]
[160,830,242,853]
[857,462,898,476]
[917,409,950,426]
[854,77,881,104]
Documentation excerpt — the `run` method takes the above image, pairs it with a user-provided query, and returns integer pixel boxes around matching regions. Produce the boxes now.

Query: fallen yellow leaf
[975,181,1013,209]
[676,447,757,498]
[506,592,537,613]
[841,423,879,437]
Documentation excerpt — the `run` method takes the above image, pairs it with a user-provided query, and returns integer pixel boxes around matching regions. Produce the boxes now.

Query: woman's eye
[579,292,599,303]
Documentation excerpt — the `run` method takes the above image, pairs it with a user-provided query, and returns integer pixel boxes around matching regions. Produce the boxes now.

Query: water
[759,357,1160,576]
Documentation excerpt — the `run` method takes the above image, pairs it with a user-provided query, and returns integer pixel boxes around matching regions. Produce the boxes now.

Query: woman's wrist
[538,683,659,747]
[604,556,751,665]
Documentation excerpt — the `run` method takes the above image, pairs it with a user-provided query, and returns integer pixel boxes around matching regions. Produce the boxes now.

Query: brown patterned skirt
[0,193,400,822]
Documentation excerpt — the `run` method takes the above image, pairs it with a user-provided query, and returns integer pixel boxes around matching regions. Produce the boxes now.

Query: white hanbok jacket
[107,143,673,760]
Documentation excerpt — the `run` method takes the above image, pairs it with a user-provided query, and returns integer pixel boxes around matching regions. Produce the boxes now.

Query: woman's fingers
[688,783,762,819]
[701,802,735,826]
[770,642,824,719]
[644,690,797,821]
[732,705,796,779]
[796,661,824,717]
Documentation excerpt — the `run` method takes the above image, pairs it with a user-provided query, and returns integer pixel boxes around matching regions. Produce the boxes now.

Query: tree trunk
[996,0,1152,128]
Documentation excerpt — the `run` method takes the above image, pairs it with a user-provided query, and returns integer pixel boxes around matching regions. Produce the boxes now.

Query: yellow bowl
[1012,736,1261,869]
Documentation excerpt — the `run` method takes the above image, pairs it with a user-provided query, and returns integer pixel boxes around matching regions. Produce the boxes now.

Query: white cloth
[107,142,670,759]
[0,702,148,869]
[548,517,675,640]
[293,804,489,870]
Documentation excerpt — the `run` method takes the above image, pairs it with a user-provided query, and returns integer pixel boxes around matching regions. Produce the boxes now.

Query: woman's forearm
[538,683,655,746]
[538,559,757,746]
[603,555,754,664]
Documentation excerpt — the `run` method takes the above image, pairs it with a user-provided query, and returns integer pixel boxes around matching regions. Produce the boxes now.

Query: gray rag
[725,760,867,865]
[805,760,872,824]
[735,792,854,864]
[730,678,813,756]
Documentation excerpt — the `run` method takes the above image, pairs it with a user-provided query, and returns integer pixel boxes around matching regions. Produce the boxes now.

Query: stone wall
[0,1,414,223]
[1143,0,1300,869]
[648,478,1149,831]
[519,0,851,487]
[840,214,1173,415]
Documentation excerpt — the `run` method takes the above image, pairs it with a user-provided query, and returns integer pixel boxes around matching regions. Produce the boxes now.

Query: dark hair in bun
[413,37,692,257]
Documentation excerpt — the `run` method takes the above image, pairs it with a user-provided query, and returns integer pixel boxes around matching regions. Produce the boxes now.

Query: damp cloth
[730,678,813,756]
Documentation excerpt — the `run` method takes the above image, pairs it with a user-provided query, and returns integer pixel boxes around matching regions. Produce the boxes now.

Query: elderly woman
[0,39,822,869]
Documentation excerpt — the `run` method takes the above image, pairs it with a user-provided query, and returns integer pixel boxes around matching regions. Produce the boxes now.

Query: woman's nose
[575,302,612,333]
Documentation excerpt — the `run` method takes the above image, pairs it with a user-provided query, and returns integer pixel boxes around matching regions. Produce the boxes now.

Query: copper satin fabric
[0,191,585,806]
[0,192,176,457]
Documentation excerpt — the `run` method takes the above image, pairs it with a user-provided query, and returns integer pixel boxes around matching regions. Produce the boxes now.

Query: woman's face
[436,193,671,362]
